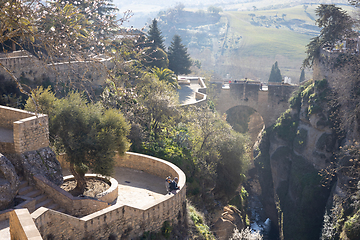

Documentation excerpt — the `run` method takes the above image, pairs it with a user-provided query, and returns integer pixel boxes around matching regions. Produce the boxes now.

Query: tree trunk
[69,163,86,194]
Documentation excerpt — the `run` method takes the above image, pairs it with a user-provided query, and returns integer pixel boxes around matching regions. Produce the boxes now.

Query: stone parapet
[33,174,109,217]
[32,152,186,240]
[9,208,42,240]
[0,105,49,153]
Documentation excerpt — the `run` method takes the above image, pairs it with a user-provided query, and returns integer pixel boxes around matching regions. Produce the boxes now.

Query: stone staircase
[17,180,66,213]
[0,180,66,240]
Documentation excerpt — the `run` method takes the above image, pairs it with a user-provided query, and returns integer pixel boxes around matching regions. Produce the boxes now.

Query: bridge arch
[226,105,265,144]
[213,81,298,127]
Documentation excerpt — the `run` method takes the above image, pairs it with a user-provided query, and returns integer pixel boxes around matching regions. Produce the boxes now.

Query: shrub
[188,204,216,240]
[273,109,299,142]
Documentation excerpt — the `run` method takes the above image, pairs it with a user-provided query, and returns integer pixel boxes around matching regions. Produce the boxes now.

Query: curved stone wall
[31,152,186,240]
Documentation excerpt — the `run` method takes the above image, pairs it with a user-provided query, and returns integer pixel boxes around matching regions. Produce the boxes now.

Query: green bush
[344,210,360,240]
[161,221,173,239]
[188,205,216,240]
[273,109,299,142]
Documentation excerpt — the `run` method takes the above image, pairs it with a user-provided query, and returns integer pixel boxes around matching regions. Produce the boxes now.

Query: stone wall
[213,81,298,127]
[0,105,33,129]
[33,174,110,217]
[0,50,112,86]
[9,208,42,240]
[32,152,186,240]
[0,105,49,153]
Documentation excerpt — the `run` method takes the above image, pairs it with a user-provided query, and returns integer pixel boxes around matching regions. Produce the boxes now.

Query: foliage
[137,74,179,134]
[288,87,303,110]
[303,4,353,68]
[152,67,179,89]
[0,0,131,102]
[315,5,353,46]
[299,69,305,82]
[344,209,360,240]
[25,86,57,114]
[161,221,173,239]
[230,227,263,240]
[147,18,165,51]
[268,61,282,83]
[141,46,169,69]
[273,109,299,142]
[168,35,192,75]
[25,90,130,191]
[229,186,248,213]
[188,204,216,240]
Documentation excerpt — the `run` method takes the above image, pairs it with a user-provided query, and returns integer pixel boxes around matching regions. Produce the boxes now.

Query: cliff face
[254,79,339,239]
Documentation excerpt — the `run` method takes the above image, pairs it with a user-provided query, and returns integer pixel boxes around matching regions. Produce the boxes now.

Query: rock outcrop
[212,206,245,240]
[5,146,63,186]
[0,153,20,210]
[254,79,336,240]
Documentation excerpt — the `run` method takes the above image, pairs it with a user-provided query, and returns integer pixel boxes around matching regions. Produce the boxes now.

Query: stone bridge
[211,81,299,127]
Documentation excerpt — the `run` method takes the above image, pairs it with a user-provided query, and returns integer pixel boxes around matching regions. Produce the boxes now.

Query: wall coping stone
[30,152,186,239]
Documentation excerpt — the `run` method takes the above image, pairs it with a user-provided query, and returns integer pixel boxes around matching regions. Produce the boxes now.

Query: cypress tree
[168,35,192,75]
[269,61,282,83]
[299,68,305,82]
[147,19,165,51]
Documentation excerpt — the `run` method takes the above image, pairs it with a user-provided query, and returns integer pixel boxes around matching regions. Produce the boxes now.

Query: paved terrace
[178,76,203,105]
[62,167,168,208]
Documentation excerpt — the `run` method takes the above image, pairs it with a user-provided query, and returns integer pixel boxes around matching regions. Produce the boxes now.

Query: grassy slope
[192,5,318,82]
[188,4,355,82]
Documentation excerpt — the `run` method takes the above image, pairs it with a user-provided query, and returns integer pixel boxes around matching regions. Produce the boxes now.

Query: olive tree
[26,88,130,192]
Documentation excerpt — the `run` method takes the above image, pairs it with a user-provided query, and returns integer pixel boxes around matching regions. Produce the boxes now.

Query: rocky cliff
[253,79,344,239]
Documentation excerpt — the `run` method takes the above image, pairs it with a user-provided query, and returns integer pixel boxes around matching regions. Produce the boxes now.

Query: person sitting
[169,177,180,194]
[165,176,171,193]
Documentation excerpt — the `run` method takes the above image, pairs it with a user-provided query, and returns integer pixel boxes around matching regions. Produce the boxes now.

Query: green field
[163,4,354,83]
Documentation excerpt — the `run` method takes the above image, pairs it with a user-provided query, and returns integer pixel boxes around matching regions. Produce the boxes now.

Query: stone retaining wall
[32,152,186,240]
[10,209,42,240]
[33,174,110,217]
[0,50,112,86]
[0,105,49,153]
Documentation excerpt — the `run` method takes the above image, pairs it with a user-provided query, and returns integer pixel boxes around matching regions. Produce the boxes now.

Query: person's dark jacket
[169,180,179,191]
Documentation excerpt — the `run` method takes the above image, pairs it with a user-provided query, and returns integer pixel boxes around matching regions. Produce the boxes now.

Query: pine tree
[269,61,282,83]
[299,68,305,82]
[168,35,192,75]
[147,19,165,51]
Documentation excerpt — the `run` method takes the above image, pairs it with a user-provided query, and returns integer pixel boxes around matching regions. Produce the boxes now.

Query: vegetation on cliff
[254,78,334,240]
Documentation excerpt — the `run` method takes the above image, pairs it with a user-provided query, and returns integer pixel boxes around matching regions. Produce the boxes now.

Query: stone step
[34,194,47,204]
[48,203,60,211]
[24,189,42,198]
[35,198,53,209]
[18,185,34,196]
[0,219,10,240]
[19,180,28,189]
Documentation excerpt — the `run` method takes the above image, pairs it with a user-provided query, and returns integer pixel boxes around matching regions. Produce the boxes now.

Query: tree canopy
[147,18,165,51]
[25,88,130,192]
[168,35,192,75]
[269,61,282,83]
[303,4,354,68]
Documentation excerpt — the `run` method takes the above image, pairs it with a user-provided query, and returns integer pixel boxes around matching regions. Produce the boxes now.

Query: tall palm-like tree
[152,67,179,89]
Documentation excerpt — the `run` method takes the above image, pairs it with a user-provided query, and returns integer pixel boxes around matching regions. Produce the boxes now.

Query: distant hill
[116,0,353,82]
[116,0,349,28]
[152,3,355,82]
